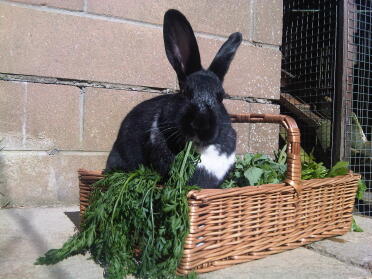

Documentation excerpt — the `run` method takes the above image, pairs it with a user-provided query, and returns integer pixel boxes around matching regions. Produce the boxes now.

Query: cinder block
[0,3,280,99]
[249,103,280,155]
[55,153,107,203]
[83,88,159,151]
[0,3,176,89]
[24,83,81,150]
[83,90,276,156]
[224,100,280,156]
[0,151,106,206]
[199,38,281,99]
[87,0,251,39]
[223,99,250,115]
[223,99,251,155]
[253,0,283,45]
[0,81,25,149]
[83,94,277,156]
[10,0,84,11]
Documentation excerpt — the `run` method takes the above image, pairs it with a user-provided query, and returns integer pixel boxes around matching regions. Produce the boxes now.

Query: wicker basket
[78,113,360,275]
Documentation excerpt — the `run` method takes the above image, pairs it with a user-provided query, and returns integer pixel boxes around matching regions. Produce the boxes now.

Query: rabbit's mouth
[179,103,218,146]
[191,137,202,146]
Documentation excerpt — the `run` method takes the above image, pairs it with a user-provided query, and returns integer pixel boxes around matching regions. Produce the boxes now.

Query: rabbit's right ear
[163,10,201,85]
[208,32,242,82]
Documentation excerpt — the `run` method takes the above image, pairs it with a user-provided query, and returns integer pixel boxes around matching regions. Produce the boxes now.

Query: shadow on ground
[64,210,81,228]
[6,210,70,279]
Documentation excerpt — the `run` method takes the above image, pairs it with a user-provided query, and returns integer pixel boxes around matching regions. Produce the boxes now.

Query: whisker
[164,129,186,148]
[145,125,177,134]
[164,130,181,142]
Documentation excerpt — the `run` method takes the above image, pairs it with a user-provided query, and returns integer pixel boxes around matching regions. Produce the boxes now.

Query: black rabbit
[106,9,242,188]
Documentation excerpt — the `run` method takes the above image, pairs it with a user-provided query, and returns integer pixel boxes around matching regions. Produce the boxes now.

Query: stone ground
[0,206,371,279]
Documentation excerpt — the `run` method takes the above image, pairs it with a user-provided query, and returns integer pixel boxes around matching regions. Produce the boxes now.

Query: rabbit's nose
[191,116,210,131]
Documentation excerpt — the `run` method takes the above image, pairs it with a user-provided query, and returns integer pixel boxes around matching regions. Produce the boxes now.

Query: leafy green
[223,149,353,189]
[351,217,364,232]
[222,153,286,188]
[301,160,349,180]
[244,167,264,185]
[356,179,367,200]
[300,153,349,180]
[273,144,287,165]
[301,160,328,180]
[326,161,349,178]
[222,152,352,188]
[36,142,200,279]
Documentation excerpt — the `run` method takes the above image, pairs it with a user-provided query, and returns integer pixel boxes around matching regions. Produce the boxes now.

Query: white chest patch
[198,145,235,180]
[150,114,159,144]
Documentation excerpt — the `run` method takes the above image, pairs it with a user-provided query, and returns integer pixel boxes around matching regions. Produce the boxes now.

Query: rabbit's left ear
[209,32,242,82]
[163,9,202,84]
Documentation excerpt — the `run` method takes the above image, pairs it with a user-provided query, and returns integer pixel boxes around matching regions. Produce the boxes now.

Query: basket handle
[230,113,302,193]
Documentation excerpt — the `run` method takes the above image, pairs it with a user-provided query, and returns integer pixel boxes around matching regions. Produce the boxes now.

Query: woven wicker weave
[78,113,360,274]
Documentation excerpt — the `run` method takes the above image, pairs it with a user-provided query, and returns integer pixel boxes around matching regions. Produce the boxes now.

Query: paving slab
[0,206,103,279]
[200,247,371,279]
[1,207,371,279]
[308,215,372,272]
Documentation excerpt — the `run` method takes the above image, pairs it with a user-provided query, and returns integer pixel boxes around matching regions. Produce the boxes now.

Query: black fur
[106,9,242,188]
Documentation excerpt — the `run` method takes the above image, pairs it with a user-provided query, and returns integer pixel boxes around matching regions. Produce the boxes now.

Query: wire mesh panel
[345,0,372,216]
[281,0,338,167]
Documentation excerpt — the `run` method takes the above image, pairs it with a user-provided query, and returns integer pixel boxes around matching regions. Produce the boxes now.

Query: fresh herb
[326,161,349,178]
[222,153,286,188]
[222,152,353,188]
[301,160,349,180]
[356,179,367,200]
[301,160,328,180]
[351,217,364,232]
[273,144,287,165]
[36,142,200,279]
[352,179,367,232]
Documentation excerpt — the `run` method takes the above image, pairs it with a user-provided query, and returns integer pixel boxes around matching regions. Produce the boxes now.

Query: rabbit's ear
[163,9,201,84]
[208,32,242,82]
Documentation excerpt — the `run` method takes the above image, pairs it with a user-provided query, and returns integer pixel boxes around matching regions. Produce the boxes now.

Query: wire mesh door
[344,0,372,216]
[281,0,338,167]
[281,0,372,216]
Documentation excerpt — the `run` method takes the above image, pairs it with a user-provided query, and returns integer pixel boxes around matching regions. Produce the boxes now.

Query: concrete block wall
[0,0,283,206]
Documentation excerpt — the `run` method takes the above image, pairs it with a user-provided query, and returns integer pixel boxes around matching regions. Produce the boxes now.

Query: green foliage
[356,179,367,200]
[223,148,353,189]
[301,160,349,180]
[221,154,286,188]
[222,152,353,189]
[273,144,287,165]
[326,161,349,178]
[351,217,364,232]
[301,160,328,180]
[36,142,200,279]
